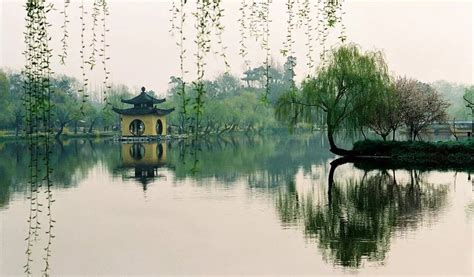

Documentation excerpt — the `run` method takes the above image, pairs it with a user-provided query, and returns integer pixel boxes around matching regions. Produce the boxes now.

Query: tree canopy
[464,86,474,108]
[277,44,391,155]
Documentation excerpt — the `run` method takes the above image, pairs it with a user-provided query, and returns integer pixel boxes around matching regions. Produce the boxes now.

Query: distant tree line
[1,50,471,141]
[0,59,298,137]
[164,57,298,135]
[0,69,132,137]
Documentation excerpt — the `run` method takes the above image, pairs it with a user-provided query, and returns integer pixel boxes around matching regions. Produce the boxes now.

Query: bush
[352,139,474,165]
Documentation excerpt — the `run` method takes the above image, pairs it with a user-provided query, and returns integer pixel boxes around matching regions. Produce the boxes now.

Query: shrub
[352,139,474,165]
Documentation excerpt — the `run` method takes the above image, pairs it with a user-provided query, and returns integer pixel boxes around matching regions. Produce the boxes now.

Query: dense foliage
[277,44,391,155]
[464,86,474,122]
[0,61,298,137]
[352,139,474,166]
[276,44,460,156]
[386,77,449,141]
[0,69,130,137]
[165,60,297,135]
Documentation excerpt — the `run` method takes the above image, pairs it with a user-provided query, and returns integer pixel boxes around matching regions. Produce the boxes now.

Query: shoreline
[0,132,117,141]
[349,139,474,167]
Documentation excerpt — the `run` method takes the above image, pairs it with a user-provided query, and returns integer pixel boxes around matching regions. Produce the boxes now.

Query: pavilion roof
[112,107,175,116]
[121,87,166,105]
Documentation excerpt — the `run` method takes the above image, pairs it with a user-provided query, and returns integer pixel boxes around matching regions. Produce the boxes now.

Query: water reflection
[276,161,450,268]
[0,139,122,208]
[166,134,333,188]
[115,143,168,190]
[0,135,330,206]
[0,135,471,274]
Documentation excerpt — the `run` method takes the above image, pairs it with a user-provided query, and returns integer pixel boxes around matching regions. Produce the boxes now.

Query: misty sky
[1,0,472,98]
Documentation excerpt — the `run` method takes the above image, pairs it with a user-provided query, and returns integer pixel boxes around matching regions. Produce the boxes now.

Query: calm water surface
[0,134,472,275]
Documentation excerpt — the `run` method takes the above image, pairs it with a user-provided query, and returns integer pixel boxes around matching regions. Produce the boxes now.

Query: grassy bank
[352,139,474,166]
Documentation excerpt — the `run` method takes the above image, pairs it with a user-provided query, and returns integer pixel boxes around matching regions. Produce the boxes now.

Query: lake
[0,134,472,275]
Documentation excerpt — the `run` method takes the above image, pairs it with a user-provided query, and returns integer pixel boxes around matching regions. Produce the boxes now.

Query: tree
[366,82,404,141]
[101,84,133,131]
[209,72,241,98]
[5,73,26,136]
[0,70,11,130]
[432,81,470,119]
[465,86,474,107]
[277,44,391,156]
[396,77,449,141]
[49,75,81,137]
[52,88,79,138]
[83,102,101,133]
[464,86,474,136]
[367,89,395,141]
[0,70,8,103]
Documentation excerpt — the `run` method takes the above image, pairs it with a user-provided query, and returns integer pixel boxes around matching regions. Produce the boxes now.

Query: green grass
[352,139,474,166]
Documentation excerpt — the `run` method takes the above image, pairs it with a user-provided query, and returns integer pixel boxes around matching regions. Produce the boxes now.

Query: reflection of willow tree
[276,180,300,225]
[167,133,335,187]
[276,165,449,268]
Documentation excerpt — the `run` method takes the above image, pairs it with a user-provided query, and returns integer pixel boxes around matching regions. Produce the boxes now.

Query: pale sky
[1,0,473,98]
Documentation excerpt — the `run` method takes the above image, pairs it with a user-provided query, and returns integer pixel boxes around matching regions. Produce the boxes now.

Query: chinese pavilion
[113,87,174,138]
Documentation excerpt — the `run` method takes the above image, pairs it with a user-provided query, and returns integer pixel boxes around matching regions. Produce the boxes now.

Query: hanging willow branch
[238,0,249,63]
[79,0,88,114]
[300,0,315,71]
[58,0,70,64]
[22,0,54,274]
[260,0,272,100]
[170,0,190,134]
[281,0,295,57]
[336,0,347,43]
[193,0,212,136]
[191,0,226,136]
[43,157,54,275]
[87,0,101,70]
[99,0,111,103]
[242,0,273,101]
[314,0,346,67]
[210,0,229,70]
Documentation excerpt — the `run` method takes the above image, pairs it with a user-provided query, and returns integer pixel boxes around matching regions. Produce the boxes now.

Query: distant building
[113,87,174,138]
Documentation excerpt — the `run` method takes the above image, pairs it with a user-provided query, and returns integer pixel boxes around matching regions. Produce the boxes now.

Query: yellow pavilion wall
[120,114,167,136]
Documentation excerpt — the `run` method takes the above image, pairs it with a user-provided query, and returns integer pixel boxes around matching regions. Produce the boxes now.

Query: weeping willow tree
[276,44,391,156]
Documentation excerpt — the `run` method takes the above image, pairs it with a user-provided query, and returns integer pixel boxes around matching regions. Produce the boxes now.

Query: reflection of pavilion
[117,143,169,191]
